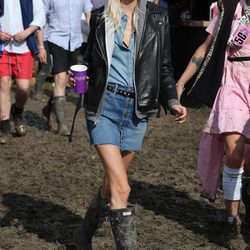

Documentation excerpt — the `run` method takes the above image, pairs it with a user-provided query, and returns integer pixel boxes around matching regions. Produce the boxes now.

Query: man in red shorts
[0,0,45,144]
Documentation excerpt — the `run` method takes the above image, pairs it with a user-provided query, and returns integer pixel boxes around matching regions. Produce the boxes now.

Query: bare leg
[96,146,138,249]
[224,133,245,217]
[100,150,136,201]
[15,79,30,108]
[77,147,137,248]
[54,72,67,97]
[121,150,136,170]
[0,76,12,120]
[96,145,134,209]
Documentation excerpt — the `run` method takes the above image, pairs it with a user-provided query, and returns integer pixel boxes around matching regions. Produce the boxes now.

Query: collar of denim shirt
[115,9,135,50]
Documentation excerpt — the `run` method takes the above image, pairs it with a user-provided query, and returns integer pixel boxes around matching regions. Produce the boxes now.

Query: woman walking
[177,0,250,248]
[71,0,187,248]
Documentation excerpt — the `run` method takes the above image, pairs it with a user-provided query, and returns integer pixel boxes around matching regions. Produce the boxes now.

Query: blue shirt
[108,12,135,88]
[43,0,92,52]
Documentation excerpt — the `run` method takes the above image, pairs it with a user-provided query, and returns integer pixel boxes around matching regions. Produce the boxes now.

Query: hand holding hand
[171,104,187,124]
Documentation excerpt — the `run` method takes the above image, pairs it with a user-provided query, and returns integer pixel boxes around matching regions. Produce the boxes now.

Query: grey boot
[42,97,58,133]
[225,216,249,250]
[109,206,137,250]
[75,189,109,250]
[0,120,11,144]
[11,104,26,136]
[54,96,70,136]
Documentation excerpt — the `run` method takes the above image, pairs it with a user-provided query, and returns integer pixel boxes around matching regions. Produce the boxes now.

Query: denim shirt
[107,11,135,88]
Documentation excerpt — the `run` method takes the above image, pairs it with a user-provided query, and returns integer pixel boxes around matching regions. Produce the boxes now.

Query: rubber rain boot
[42,97,58,133]
[75,189,109,250]
[109,206,137,250]
[54,96,70,136]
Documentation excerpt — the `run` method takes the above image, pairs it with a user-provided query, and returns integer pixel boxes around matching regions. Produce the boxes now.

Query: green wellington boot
[75,190,109,250]
[109,206,137,250]
[53,96,70,136]
[42,97,58,133]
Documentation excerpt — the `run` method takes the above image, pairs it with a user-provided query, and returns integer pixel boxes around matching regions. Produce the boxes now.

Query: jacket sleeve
[159,11,180,113]
[83,10,98,68]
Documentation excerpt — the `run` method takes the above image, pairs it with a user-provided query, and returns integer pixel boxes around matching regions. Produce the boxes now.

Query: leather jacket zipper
[96,22,107,66]
[135,10,148,111]
[95,22,109,122]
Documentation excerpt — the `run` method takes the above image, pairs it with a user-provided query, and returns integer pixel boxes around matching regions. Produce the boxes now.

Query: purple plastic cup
[70,65,88,94]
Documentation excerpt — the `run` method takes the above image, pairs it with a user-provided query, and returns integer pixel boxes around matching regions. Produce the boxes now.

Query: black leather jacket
[84,1,179,122]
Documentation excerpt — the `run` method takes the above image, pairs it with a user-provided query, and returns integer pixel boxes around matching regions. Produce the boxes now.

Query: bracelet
[39,45,45,49]
[176,83,185,91]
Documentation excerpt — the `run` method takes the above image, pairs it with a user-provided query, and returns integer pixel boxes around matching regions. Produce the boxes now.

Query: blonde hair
[103,0,140,31]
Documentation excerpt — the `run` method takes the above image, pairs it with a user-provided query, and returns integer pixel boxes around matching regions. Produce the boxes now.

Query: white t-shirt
[0,0,45,53]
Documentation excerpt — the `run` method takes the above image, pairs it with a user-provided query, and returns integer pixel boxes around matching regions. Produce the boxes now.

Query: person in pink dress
[177,0,250,248]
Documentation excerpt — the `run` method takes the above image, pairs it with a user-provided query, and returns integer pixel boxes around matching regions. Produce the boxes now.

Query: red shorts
[0,51,34,79]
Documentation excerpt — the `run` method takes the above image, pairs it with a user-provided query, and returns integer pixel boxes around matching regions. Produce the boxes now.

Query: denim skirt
[86,84,148,151]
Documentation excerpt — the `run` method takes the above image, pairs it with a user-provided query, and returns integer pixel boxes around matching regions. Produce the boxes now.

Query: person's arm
[30,0,46,29]
[36,29,47,64]
[160,12,187,123]
[176,34,214,99]
[84,11,91,26]
[13,25,40,42]
[83,10,98,66]
[13,0,46,42]
[83,0,93,25]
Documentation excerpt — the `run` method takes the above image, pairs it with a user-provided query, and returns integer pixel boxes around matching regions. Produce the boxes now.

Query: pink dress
[197,1,250,201]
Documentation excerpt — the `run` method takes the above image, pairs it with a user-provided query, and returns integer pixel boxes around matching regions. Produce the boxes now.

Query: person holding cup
[70,65,88,95]
[42,0,93,136]
[70,0,187,248]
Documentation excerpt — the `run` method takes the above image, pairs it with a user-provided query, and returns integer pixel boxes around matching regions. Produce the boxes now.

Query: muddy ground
[0,86,249,250]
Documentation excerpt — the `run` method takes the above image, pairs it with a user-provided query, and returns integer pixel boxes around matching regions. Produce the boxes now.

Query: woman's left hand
[171,104,187,124]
